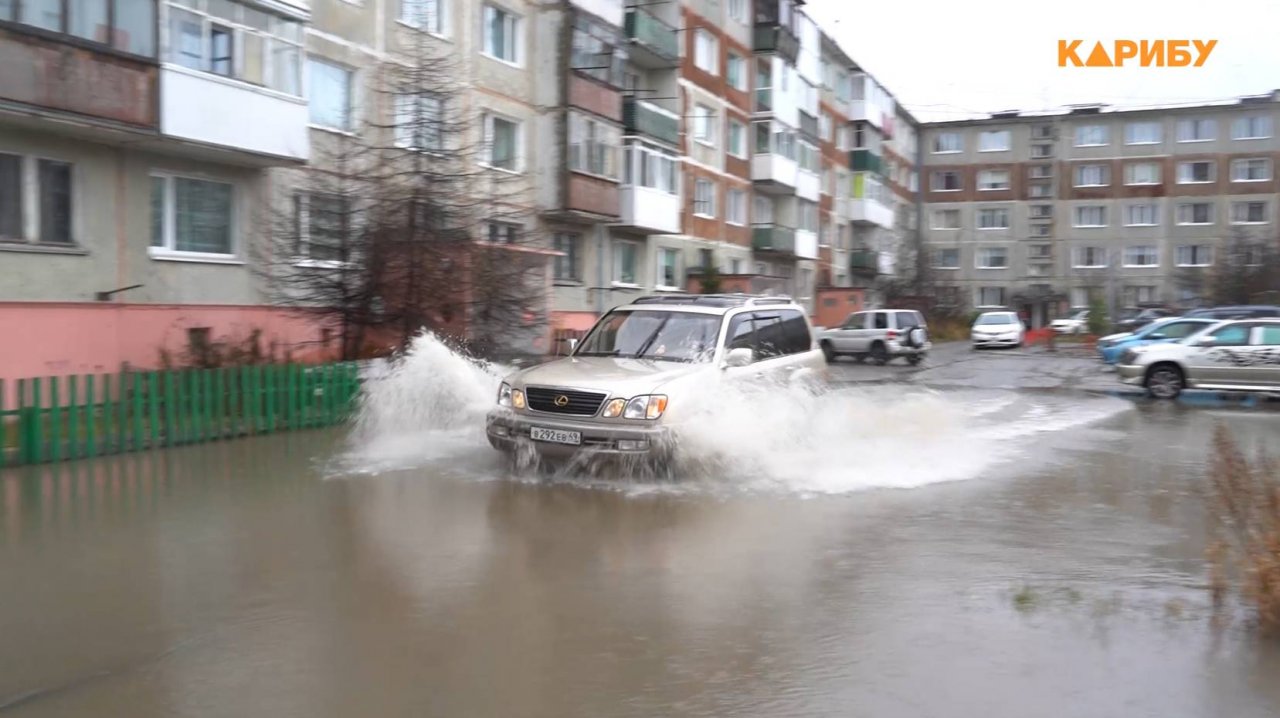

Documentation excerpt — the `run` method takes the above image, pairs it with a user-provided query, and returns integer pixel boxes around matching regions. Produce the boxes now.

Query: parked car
[971,311,1025,349]
[1051,310,1089,335]
[1182,305,1280,320]
[486,294,827,462]
[817,309,930,365]
[1096,317,1216,364]
[1115,319,1280,399]
[1113,307,1174,333]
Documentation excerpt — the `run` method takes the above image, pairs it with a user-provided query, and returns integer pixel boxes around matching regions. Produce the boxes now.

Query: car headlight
[623,395,668,420]
[497,382,512,406]
[602,398,627,418]
[512,389,526,410]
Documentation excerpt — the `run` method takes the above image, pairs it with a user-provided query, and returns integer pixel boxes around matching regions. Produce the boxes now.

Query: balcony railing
[799,111,819,139]
[752,225,797,254]
[752,26,799,62]
[849,249,879,275]
[624,7,678,67]
[849,149,883,174]
[622,97,679,146]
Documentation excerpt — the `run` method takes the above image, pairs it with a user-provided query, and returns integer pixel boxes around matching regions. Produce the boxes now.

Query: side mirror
[724,347,754,368]
[1192,334,1215,346]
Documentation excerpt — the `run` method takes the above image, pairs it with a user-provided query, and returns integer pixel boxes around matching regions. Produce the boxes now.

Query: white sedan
[1051,310,1089,335]
[971,311,1026,349]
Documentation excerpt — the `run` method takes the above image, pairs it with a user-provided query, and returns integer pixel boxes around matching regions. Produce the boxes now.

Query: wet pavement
[3,348,1280,717]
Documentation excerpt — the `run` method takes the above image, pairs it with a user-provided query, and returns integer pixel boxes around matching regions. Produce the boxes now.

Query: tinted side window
[873,312,889,329]
[1210,323,1252,346]
[1160,322,1202,339]
[1256,326,1280,345]
[778,309,812,354]
[753,314,786,359]
[1250,308,1280,318]
[725,314,755,351]
[843,312,864,329]
[895,311,918,329]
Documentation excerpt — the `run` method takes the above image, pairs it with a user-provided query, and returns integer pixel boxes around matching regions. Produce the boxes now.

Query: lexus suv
[1115,319,1280,399]
[486,294,827,461]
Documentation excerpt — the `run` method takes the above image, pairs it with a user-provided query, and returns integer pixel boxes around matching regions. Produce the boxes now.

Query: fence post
[50,377,61,463]
[164,371,177,447]
[68,375,80,460]
[86,375,97,458]
[116,372,128,455]
[132,372,144,452]
[266,365,277,433]
[147,372,160,450]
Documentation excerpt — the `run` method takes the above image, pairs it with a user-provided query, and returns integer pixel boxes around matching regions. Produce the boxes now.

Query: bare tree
[257,33,548,360]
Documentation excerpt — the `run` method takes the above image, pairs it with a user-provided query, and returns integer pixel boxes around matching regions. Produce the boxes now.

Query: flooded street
[3,342,1280,717]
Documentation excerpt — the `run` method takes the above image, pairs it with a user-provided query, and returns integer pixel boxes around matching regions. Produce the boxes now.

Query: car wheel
[870,342,889,366]
[906,354,923,366]
[1145,363,1184,400]
[853,354,866,364]
[820,341,837,363]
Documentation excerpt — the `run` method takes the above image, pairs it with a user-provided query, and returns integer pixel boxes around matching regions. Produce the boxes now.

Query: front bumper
[1116,363,1146,384]
[887,340,931,355]
[971,334,1020,347]
[485,408,672,458]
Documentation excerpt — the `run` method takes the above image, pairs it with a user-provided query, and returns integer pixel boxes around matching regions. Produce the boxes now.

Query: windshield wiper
[633,317,673,359]
[575,350,621,357]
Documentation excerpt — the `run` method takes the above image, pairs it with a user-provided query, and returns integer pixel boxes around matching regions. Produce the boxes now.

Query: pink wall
[0,302,332,382]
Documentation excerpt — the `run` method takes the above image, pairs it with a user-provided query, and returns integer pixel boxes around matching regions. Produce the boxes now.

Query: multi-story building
[920,94,1280,326]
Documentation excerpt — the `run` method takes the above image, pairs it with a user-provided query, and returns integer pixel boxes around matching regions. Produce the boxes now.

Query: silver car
[1115,319,1280,399]
[816,309,930,365]
[486,294,828,461]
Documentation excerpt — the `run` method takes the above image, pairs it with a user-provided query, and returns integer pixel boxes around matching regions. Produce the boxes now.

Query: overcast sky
[804,0,1280,122]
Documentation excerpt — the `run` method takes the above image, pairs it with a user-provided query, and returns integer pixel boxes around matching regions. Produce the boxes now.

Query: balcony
[848,199,894,228]
[794,230,819,260]
[752,26,799,63]
[0,24,159,132]
[850,101,889,130]
[752,225,797,254]
[161,67,309,163]
[624,7,678,68]
[795,170,820,202]
[849,249,879,276]
[622,97,679,146]
[1031,144,1055,159]
[619,185,680,234]
[798,111,818,139]
[849,150,883,174]
[751,153,798,193]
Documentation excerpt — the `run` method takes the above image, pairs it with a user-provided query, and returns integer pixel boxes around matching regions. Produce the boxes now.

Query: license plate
[530,427,582,446]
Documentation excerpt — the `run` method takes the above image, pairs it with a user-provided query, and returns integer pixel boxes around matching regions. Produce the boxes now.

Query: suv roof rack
[629,293,796,308]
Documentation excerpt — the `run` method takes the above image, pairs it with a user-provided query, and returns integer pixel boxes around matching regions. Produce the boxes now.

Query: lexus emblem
[554,394,570,407]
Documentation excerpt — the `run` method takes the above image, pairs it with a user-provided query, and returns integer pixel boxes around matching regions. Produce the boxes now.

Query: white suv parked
[816,309,931,365]
[486,294,827,461]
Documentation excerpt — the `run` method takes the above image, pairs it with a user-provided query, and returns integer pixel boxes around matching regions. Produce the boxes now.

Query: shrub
[1086,296,1109,336]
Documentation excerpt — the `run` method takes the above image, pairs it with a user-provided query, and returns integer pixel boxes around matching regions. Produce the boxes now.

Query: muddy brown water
[2,399,1280,717]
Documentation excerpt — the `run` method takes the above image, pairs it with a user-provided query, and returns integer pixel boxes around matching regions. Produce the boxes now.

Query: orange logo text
[1058,40,1217,67]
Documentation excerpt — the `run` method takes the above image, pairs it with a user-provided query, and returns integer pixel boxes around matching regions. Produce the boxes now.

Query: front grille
[525,386,607,416]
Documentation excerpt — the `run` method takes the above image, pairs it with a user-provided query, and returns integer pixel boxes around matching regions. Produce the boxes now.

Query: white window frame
[975,246,1009,270]
[693,104,716,147]
[1175,245,1213,268]
[975,287,1006,308]
[1072,247,1107,269]
[694,29,718,76]
[1177,160,1215,184]
[1074,164,1109,187]
[398,0,448,36]
[726,53,746,91]
[292,192,352,269]
[166,0,304,96]
[149,171,238,262]
[1123,245,1159,268]
[1124,162,1161,186]
[1176,118,1216,143]
[613,239,639,286]
[931,209,960,230]
[1074,125,1109,147]
[934,248,960,269]
[1232,115,1272,140]
[1230,158,1271,183]
[977,130,1010,152]
[1176,202,1215,226]
[693,178,715,218]
[727,0,747,23]
[932,132,961,154]
[307,57,354,133]
[1125,203,1158,227]
[394,93,443,153]
[481,111,522,172]
[1073,205,1107,228]
[655,247,681,290]
[482,4,521,66]
[1231,200,1268,225]
[0,153,78,247]
[726,187,746,226]
[727,118,747,159]
[977,169,1010,191]
[931,171,962,192]
[976,207,1009,230]
[1124,122,1161,145]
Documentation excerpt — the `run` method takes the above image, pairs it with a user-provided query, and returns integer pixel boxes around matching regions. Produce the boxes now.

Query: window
[798,200,817,232]
[977,208,1009,229]
[932,132,961,153]
[1070,288,1090,308]
[726,53,745,91]
[293,193,349,263]
[309,58,353,131]
[1176,202,1214,225]
[1232,201,1268,224]
[1124,246,1159,267]
[1030,224,1051,237]
[818,112,832,142]
[1124,162,1161,185]
[30,159,72,245]
[1029,244,1052,260]
[1073,247,1107,268]
[0,154,20,240]
[976,247,1008,269]
[1030,204,1052,219]
[1231,158,1271,182]
[1031,144,1053,158]
[483,4,520,64]
[1075,125,1109,146]
[483,114,520,171]
[400,0,445,34]
[626,142,678,194]
[977,130,1010,152]
[726,188,746,225]
[797,141,818,173]
[1126,204,1158,226]
[1232,115,1272,140]
[934,248,960,269]
[1029,184,1052,198]
[1177,161,1214,184]
[977,169,1010,191]
[931,171,962,192]
[166,1,300,92]
[570,17,625,86]
[694,29,718,75]
[484,221,520,244]
[728,0,747,23]
[553,233,580,281]
[693,104,716,146]
[1125,122,1161,145]
[150,174,234,257]
[753,195,773,224]
[1074,206,1106,227]
[614,240,638,284]
[568,112,619,179]
[1176,245,1213,267]
[728,119,747,158]
[932,209,960,229]
[976,287,1006,307]
[754,59,772,112]
[655,247,680,289]
[394,93,443,151]
[1123,286,1158,306]
[1074,164,1109,187]
[1177,118,1215,142]
[853,122,866,149]
[693,179,715,217]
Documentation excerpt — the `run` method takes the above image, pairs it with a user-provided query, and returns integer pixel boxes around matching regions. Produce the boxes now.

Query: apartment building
[921,94,1280,326]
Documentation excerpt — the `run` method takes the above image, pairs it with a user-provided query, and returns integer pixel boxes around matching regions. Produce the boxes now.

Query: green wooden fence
[0,363,361,467]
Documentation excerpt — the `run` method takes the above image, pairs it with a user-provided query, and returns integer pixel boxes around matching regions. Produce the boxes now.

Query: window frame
[481,3,522,66]
[613,239,640,286]
[692,104,717,147]
[1176,118,1216,143]
[292,191,353,268]
[1124,203,1159,227]
[1124,121,1162,145]
[931,209,960,230]
[976,169,1010,191]
[727,118,748,159]
[1231,200,1268,225]
[693,28,719,76]
[931,132,961,154]
[976,207,1010,230]
[931,171,962,192]
[481,111,522,173]
[975,246,1009,270]
[1175,202,1215,226]
[148,171,238,262]
[977,130,1010,153]
[1124,162,1161,186]
[1230,158,1272,183]
[1074,163,1110,188]
[1074,124,1109,147]
[1231,115,1272,140]
[975,287,1006,308]
[726,52,746,91]
[552,232,582,282]
[693,178,716,218]
[933,247,960,270]
[308,56,355,133]
[1175,244,1213,268]
[1176,160,1216,185]
[655,246,681,290]
[398,0,448,36]
[1072,205,1107,228]
[725,187,746,226]
[1072,246,1108,269]
[1122,245,1159,268]
[168,1,303,95]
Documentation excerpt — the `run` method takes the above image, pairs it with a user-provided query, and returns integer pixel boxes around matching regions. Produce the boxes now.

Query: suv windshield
[575,310,721,362]
[976,313,1017,325]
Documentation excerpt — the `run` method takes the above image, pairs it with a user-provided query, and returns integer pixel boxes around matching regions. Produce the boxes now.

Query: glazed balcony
[848,199,894,228]
[849,149,883,174]
[622,97,679,146]
[752,26,799,63]
[624,7,678,68]
[752,224,797,254]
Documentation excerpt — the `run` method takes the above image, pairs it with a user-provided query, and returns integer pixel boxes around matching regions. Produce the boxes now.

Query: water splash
[341,332,1132,494]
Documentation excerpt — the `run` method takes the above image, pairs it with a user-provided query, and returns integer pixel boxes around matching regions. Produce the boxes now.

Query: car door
[1187,322,1256,386]
[1143,319,1209,347]
[862,311,889,352]
[833,312,866,353]
[1237,324,1280,388]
